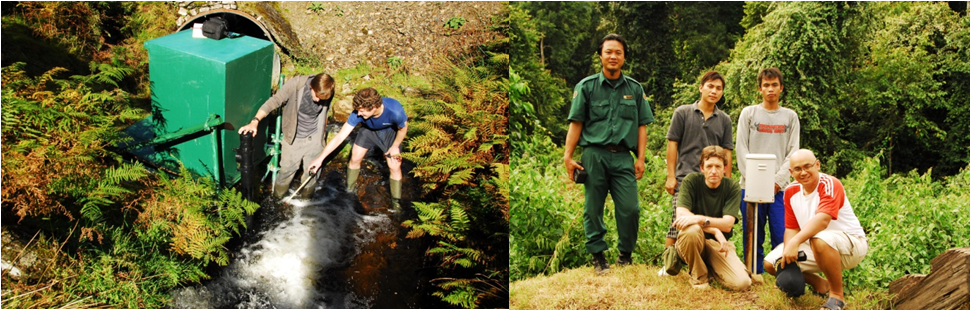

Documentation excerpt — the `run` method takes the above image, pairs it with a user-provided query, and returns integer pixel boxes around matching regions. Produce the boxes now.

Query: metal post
[745,202,756,273]
[236,132,256,201]
[265,74,285,193]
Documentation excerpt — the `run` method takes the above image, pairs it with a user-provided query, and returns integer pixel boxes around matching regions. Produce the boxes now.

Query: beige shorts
[764,230,868,273]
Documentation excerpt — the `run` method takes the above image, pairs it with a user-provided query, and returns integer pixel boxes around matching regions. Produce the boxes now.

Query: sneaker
[616,252,632,266]
[592,252,610,275]
[662,245,682,276]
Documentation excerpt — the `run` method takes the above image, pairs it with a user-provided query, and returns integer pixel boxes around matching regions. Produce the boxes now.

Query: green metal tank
[137,29,273,185]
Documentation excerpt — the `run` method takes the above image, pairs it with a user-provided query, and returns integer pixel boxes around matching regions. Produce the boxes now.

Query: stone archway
[175,4,283,85]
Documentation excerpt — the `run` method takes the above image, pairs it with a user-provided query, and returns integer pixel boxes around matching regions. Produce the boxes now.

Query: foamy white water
[170,188,396,308]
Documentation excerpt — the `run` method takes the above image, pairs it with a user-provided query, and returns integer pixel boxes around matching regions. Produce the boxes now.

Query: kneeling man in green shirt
[673,145,751,290]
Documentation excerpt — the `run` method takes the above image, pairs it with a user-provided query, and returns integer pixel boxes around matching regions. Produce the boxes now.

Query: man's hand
[564,157,583,181]
[307,155,325,175]
[635,160,645,180]
[673,215,703,230]
[385,146,402,164]
[665,176,677,195]
[714,231,731,257]
[238,120,259,135]
[779,242,800,269]
[775,183,781,193]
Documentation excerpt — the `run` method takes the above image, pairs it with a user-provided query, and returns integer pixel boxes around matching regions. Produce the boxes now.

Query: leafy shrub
[307,2,325,13]
[841,156,970,289]
[445,16,467,30]
[1,59,258,307]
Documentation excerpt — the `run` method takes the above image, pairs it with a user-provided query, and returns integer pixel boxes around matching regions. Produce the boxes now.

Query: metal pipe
[266,74,285,193]
[236,132,256,201]
[123,114,225,151]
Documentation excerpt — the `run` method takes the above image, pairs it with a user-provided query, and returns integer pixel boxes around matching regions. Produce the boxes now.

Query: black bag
[572,161,588,184]
[202,16,228,40]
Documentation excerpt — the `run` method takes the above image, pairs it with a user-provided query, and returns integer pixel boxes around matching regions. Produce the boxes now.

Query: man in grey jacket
[735,67,800,274]
[238,73,335,199]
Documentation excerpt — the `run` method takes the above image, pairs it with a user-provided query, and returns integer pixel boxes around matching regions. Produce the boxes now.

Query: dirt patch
[264,1,503,75]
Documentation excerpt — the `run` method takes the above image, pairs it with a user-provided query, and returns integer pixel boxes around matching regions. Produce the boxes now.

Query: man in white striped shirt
[764,149,868,310]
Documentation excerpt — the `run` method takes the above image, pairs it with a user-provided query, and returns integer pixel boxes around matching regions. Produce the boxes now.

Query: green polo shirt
[568,72,654,151]
[677,172,742,240]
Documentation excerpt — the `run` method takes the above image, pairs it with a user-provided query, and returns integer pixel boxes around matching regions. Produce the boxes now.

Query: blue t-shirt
[347,97,408,130]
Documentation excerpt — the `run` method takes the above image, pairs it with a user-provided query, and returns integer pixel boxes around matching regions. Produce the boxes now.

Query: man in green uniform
[564,33,654,274]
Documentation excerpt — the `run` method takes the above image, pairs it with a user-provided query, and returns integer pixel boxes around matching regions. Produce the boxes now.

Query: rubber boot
[346,168,360,193]
[390,178,402,210]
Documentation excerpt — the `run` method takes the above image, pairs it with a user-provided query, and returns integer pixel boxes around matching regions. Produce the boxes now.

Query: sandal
[821,297,845,310]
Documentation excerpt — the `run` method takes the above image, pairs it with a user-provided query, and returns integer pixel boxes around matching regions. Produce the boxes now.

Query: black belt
[593,144,627,153]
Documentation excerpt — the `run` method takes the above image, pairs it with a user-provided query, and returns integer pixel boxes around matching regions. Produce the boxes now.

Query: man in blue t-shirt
[308,87,409,209]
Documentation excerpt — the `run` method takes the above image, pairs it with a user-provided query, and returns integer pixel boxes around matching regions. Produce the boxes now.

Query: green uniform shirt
[677,172,742,240]
[568,72,654,151]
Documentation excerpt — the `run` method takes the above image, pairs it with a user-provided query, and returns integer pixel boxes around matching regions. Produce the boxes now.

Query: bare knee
[764,261,776,275]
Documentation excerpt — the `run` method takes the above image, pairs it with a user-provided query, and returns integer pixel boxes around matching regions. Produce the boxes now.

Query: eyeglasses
[791,162,817,174]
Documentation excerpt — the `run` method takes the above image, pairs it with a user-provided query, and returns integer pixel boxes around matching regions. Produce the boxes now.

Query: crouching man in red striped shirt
[764,149,868,310]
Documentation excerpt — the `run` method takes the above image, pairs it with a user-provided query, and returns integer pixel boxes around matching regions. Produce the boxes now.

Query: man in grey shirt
[660,71,734,276]
[239,73,335,199]
[735,67,800,274]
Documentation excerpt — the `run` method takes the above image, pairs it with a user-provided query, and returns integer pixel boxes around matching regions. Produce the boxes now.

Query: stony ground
[275,1,504,75]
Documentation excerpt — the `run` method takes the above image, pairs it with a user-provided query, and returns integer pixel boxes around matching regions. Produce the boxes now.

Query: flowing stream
[169,167,433,308]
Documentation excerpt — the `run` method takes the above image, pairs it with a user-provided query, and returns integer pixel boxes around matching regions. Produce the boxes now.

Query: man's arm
[308,122,356,173]
[775,113,801,190]
[563,121,584,180]
[665,140,679,195]
[674,207,735,234]
[635,124,646,180]
[781,213,831,266]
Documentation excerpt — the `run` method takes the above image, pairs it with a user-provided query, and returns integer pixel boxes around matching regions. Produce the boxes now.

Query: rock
[333,96,355,122]
[403,87,421,97]
[178,7,188,16]
[1,260,22,279]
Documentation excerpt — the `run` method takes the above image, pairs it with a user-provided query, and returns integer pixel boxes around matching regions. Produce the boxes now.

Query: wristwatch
[703,218,710,228]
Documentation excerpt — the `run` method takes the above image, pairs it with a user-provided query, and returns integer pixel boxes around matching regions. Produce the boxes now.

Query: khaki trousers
[675,224,751,290]
[274,130,325,197]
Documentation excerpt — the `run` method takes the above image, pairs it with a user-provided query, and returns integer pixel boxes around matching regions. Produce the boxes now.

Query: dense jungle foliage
[1,2,508,308]
[509,0,970,295]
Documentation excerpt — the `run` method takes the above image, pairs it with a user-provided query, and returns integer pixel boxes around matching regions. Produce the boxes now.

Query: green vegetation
[509,0,969,305]
[335,5,344,17]
[3,1,508,309]
[307,2,325,13]
[1,59,258,307]
[386,56,403,72]
[445,16,467,30]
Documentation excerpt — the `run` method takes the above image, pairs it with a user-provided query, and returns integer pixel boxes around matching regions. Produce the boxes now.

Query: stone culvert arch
[175,3,310,87]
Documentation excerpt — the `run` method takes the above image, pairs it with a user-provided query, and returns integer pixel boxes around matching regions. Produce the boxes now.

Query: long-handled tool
[280,167,322,204]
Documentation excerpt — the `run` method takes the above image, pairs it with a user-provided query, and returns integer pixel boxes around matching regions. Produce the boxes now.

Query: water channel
[169,160,442,308]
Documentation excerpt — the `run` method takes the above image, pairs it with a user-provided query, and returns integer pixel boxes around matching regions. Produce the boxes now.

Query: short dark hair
[310,73,335,99]
[699,71,725,87]
[700,145,729,167]
[352,87,382,110]
[757,67,784,88]
[597,33,628,57]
